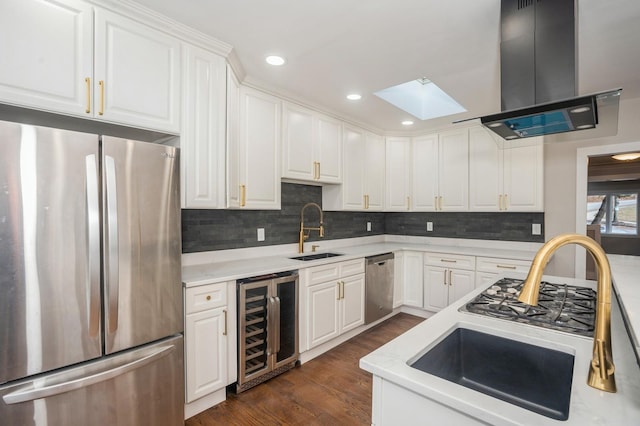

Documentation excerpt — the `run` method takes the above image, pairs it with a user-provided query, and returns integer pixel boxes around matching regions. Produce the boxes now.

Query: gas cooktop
[460,277,596,337]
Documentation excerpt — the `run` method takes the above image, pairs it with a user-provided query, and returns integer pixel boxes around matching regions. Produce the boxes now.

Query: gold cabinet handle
[223,309,228,336]
[240,185,246,207]
[434,196,438,211]
[443,270,447,285]
[448,270,452,286]
[340,281,345,300]
[337,281,341,300]
[439,196,443,211]
[314,161,320,180]
[98,80,105,115]
[497,264,517,270]
[499,194,503,211]
[364,194,370,210]
[85,77,91,113]
[503,194,508,210]
[407,196,411,210]
[441,259,457,263]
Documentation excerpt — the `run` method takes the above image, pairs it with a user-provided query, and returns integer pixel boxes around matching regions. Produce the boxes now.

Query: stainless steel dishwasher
[365,252,395,324]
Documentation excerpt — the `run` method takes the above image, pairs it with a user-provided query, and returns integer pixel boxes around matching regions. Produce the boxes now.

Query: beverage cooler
[235,271,299,393]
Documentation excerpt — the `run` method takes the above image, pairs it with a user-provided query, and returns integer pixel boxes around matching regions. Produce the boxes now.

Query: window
[587,193,638,235]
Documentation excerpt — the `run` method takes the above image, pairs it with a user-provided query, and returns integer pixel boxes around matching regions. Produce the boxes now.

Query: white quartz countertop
[609,254,640,363]
[181,238,540,287]
[359,272,640,425]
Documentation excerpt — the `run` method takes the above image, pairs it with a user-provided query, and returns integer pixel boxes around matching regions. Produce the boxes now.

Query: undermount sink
[410,327,574,421]
[290,252,343,261]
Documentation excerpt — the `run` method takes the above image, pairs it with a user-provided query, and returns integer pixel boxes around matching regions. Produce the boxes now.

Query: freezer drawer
[0,335,184,426]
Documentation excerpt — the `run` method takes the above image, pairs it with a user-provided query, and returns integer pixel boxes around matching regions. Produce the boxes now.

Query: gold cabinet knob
[206,295,211,301]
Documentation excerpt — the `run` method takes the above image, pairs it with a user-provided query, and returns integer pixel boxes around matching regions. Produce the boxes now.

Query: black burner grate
[460,278,596,337]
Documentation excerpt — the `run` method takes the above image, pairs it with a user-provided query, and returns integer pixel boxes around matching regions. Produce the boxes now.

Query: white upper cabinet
[411,133,439,211]
[410,129,469,211]
[0,1,181,133]
[0,0,93,116]
[94,8,181,133]
[469,126,543,211]
[282,102,342,183]
[322,125,384,211]
[438,129,469,211]
[229,86,281,209]
[181,45,227,208]
[226,66,241,208]
[385,137,412,211]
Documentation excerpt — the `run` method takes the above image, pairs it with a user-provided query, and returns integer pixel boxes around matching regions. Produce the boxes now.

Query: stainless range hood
[480,0,621,140]
[481,88,622,140]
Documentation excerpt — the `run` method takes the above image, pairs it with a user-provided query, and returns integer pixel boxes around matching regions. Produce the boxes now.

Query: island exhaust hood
[480,0,621,140]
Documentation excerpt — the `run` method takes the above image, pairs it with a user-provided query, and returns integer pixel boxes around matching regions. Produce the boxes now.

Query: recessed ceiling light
[488,122,502,128]
[265,55,286,66]
[569,106,591,114]
[346,94,362,101]
[505,135,518,140]
[402,120,414,126]
[612,152,640,161]
[576,124,594,130]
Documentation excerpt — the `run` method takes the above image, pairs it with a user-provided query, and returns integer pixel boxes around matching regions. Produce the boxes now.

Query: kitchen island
[359,272,640,425]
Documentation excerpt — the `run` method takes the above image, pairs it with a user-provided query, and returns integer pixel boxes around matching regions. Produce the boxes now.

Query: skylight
[374,78,466,121]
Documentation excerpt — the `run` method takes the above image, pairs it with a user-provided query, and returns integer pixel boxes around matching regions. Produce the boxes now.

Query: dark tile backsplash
[182,183,544,253]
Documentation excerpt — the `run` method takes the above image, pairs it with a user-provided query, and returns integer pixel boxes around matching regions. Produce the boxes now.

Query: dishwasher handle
[366,252,394,266]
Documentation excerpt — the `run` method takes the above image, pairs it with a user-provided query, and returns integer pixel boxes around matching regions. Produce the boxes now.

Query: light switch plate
[427,222,433,232]
[257,228,265,241]
[367,222,372,232]
[532,223,541,235]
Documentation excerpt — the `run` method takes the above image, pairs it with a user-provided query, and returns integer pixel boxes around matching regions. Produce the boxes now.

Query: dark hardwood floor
[185,313,425,426]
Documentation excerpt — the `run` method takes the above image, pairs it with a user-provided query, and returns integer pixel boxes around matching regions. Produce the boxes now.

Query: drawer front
[424,253,476,271]
[339,258,365,278]
[185,282,227,314]
[306,263,341,287]
[476,257,532,274]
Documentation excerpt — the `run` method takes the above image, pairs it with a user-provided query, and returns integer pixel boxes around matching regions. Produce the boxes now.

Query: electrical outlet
[532,223,541,235]
[257,228,265,241]
[427,222,433,232]
[367,222,372,232]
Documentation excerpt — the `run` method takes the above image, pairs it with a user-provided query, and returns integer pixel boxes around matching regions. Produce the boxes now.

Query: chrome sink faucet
[298,202,324,253]
[518,233,616,393]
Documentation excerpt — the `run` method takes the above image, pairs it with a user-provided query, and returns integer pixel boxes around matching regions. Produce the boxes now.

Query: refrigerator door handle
[104,155,119,333]
[85,155,101,338]
[2,345,175,405]
[274,296,281,354]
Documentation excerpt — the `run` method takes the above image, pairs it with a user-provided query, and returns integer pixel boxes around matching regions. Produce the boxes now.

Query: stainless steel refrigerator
[0,120,184,425]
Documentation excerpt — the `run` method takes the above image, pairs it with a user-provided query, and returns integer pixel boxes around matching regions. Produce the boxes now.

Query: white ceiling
[129,0,640,134]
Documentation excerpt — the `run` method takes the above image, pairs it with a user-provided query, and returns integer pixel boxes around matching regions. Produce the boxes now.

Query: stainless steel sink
[410,327,574,420]
[290,252,343,261]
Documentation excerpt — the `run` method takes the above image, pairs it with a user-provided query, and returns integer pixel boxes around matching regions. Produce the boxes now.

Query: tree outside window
[587,193,638,235]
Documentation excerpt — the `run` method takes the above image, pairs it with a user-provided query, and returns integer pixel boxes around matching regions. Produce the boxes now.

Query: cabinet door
[238,87,281,209]
[316,115,342,183]
[449,269,475,304]
[307,281,340,348]
[0,0,93,116]
[386,137,411,211]
[475,271,499,289]
[424,265,448,312]
[181,45,227,208]
[393,252,404,308]
[365,132,386,211]
[412,134,439,211]
[503,141,543,211]
[94,8,181,133]
[341,125,366,210]
[340,274,365,333]
[282,102,315,181]
[469,126,503,211]
[438,129,469,211]
[403,252,424,307]
[185,307,227,403]
[226,66,241,208]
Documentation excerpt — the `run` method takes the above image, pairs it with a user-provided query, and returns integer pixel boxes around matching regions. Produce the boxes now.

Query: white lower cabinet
[399,251,424,308]
[423,253,475,312]
[184,281,236,404]
[305,259,365,349]
[474,256,533,288]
